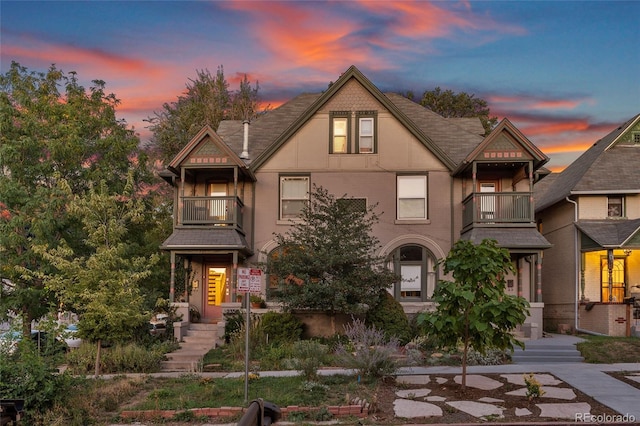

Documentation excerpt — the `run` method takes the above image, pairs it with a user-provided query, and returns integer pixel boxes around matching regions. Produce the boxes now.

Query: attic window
[330,112,350,154]
[632,132,640,145]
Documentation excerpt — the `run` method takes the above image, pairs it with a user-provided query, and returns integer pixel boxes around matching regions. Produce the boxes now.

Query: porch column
[169,251,176,303]
[607,249,614,301]
[517,257,523,297]
[232,251,239,301]
[535,252,543,303]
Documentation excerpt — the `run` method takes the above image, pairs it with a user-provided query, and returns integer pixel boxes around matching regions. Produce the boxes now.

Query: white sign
[237,268,262,292]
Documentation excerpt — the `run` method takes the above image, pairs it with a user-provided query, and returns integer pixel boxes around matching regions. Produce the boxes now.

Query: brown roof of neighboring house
[575,219,640,247]
[535,113,640,212]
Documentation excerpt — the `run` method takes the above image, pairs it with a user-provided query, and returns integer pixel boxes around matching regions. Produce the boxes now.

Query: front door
[601,257,626,302]
[203,267,227,322]
[478,181,498,220]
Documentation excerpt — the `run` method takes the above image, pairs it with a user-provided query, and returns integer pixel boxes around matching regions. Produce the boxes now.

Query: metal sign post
[237,268,263,404]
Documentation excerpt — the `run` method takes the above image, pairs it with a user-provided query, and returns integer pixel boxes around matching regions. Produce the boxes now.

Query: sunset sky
[2,0,638,171]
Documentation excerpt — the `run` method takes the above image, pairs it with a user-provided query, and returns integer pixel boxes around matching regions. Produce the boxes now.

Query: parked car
[0,329,69,355]
[148,319,167,336]
[61,324,82,349]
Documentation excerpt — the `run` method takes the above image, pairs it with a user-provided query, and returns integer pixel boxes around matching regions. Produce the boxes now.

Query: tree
[267,186,398,316]
[416,87,497,135]
[37,178,158,376]
[417,239,528,390]
[0,62,148,337]
[147,66,266,162]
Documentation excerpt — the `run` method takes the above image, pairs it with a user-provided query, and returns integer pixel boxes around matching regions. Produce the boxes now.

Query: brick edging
[120,404,369,421]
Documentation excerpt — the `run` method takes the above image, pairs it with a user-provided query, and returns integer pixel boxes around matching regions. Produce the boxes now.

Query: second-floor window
[607,195,624,218]
[397,175,427,220]
[280,175,309,219]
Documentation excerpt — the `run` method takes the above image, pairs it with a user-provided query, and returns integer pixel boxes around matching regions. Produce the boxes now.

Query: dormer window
[607,195,624,218]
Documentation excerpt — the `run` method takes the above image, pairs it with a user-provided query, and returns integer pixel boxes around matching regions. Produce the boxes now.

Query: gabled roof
[225,65,462,171]
[166,125,255,180]
[453,118,549,175]
[575,218,640,248]
[536,113,640,211]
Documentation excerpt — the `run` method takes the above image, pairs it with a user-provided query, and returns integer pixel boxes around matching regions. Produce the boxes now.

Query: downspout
[450,174,455,249]
[565,196,607,336]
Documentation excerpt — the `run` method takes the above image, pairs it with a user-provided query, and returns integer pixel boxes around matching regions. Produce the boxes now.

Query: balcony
[462,192,533,228]
[180,196,244,229]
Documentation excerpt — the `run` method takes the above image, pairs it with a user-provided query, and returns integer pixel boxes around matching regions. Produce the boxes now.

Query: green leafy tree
[267,186,398,317]
[417,239,528,390]
[0,62,146,337]
[147,66,266,162]
[415,87,497,135]
[37,178,158,376]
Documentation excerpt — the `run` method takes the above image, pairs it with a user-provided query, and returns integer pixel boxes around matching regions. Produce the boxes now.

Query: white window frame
[280,176,309,220]
[358,117,374,153]
[397,175,427,220]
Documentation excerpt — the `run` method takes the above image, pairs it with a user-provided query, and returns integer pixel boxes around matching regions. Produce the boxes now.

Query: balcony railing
[462,192,533,228]
[180,196,243,228]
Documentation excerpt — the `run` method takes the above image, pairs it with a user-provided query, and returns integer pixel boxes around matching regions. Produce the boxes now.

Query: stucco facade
[161,66,551,338]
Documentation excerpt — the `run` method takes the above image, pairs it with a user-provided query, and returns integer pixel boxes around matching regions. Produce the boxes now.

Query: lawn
[576,335,640,363]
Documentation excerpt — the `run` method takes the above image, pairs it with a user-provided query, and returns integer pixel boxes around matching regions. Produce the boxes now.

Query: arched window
[388,245,437,301]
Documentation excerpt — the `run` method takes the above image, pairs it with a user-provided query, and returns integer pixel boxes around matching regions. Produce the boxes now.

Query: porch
[180,196,244,229]
[462,192,533,229]
[578,301,640,337]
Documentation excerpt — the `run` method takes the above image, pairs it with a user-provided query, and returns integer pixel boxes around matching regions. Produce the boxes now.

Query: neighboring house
[535,114,640,336]
[160,66,551,338]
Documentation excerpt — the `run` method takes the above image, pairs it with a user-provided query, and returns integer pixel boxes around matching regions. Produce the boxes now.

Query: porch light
[623,249,632,256]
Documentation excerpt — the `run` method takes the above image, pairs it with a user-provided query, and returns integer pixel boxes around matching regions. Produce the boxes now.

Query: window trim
[396,174,428,221]
[330,112,351,154]
[356,111,377,154]
[279,174,310,220]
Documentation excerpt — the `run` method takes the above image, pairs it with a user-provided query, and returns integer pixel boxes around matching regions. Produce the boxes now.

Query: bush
[366,290,413,344]
[335,318,400,378]
[224,310,245,343]
[66,341,170,374]
[288,340,329,380]
[0,341,76,422]
[259,311,303,345]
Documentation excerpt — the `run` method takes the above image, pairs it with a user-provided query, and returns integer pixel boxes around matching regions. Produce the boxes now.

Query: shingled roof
[535,113,640,212]
[216,66,488,172]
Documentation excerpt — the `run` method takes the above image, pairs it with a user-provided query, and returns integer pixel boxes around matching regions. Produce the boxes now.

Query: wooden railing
[180,196,243,228]
[462,192,533,228]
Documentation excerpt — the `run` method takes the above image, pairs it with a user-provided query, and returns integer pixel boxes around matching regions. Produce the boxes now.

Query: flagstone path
[393,373,599,421]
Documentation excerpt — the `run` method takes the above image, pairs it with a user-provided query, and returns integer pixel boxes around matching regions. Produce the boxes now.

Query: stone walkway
[394,373,595,421]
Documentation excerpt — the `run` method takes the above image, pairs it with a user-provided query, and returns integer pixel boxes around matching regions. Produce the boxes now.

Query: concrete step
[161,322,219,372]
[512,345,584,364]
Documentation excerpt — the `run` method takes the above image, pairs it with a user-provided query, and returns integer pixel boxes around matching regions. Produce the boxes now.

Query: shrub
[0,341,76,422]
[66,341,169,374]
[366,290,413,344]
[289,340,329,380]
[224,310,245,343]
[259,311,303,345]
[466,347,508,366]
[335,318,400,378]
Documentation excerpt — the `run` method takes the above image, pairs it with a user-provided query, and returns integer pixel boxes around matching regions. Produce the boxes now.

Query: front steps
[511,334,584,364]
[161,323,219,372]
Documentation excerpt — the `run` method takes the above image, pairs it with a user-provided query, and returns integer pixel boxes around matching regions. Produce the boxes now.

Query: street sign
[237,268,262,293]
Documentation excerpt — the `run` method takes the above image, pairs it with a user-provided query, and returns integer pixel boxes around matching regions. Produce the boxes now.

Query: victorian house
[535,113,640,336]
[160,66,551,339]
